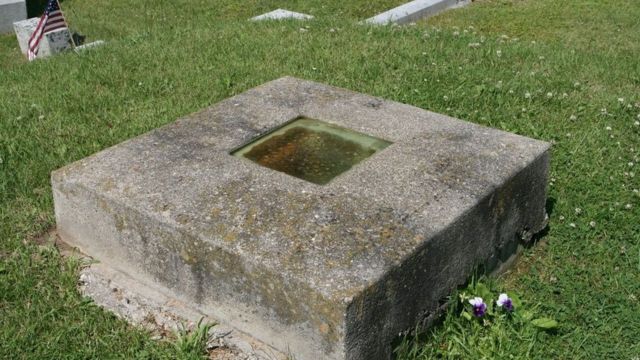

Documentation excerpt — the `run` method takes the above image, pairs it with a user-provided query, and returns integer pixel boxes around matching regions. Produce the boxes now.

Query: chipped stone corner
[65,238,286,360]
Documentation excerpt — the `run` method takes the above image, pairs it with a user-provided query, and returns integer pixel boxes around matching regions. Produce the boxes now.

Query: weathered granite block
[0,0,26,34]
[13,17,71,57]
[52,77,550,360]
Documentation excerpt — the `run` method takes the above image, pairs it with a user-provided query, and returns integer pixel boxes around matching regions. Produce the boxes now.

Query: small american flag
[27,0,69,61]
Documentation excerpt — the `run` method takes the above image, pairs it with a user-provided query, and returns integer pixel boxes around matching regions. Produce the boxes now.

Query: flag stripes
[27,0,68,61]
[43,11,67,33]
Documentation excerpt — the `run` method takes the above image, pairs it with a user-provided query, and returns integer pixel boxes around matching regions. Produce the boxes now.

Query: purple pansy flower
[469,297,487,317]
[496,293,514,312]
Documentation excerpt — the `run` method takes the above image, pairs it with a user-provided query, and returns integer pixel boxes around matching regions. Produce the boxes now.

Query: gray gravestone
[250,9,313,21]
[0,0,26,34]
[366,0,471,25]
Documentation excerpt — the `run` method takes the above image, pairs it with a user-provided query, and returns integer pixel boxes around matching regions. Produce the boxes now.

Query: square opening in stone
[231,117,392,185]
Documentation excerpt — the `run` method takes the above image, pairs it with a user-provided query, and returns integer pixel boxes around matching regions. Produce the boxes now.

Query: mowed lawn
[1,0,638,359]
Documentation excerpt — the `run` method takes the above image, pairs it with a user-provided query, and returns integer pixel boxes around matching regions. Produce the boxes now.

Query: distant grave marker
[366,0,471,25]
[0,0,26,33]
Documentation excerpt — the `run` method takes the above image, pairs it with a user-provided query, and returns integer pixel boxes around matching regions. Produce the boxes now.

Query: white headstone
[13,17,38,55]
[250,9,313,21]
[0,0,26,34]
[13,17,72,59]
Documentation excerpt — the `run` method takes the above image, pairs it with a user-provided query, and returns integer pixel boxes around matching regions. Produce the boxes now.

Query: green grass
[1,0,639,358]
[172,319,216,360]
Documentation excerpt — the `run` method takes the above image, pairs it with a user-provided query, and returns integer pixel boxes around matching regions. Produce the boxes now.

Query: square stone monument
[0,0,26,33]
[52,77,550,360]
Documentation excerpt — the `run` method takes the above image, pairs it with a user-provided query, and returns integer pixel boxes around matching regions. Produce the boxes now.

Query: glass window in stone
[231,117,392,185]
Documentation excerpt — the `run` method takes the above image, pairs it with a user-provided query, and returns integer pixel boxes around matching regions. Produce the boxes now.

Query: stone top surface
[53,77,549,301]
[250,9,313,21]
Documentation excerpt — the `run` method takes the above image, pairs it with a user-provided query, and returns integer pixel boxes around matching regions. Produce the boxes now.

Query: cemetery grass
[0,0,638,358]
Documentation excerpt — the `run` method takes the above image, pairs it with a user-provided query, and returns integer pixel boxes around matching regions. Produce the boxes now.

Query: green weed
[172,319,216,360]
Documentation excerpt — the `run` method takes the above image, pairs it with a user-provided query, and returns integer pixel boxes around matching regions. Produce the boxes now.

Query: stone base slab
[366,0,472,25]
[78,256,286,360]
